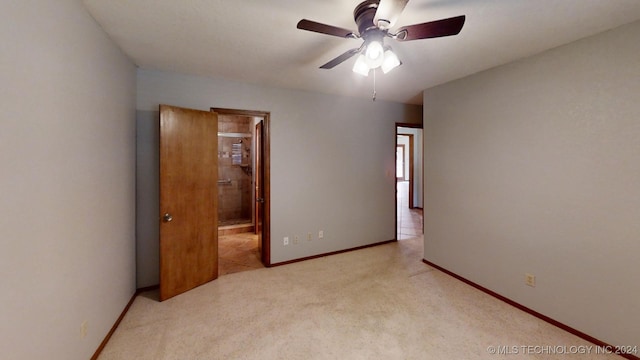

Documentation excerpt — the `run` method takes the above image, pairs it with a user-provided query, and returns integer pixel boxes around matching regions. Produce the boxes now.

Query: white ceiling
[82,0,640,105]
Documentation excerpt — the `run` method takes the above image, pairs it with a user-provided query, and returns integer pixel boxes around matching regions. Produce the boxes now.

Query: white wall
[423,21,640,348]
[136,69,422,286]
[0,1,136,359]
[396,135,410,180]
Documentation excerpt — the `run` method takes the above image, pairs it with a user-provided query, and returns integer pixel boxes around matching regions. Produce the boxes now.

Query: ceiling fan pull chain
[372,68,377,101]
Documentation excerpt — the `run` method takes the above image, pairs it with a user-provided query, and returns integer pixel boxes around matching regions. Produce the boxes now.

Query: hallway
[397,180,423,240]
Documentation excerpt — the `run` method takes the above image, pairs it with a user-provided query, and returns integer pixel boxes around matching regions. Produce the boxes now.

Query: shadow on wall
[136,110,160,288]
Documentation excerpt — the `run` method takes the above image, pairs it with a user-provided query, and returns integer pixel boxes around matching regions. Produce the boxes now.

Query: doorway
[212,108,271,275]
[396,124,424,240]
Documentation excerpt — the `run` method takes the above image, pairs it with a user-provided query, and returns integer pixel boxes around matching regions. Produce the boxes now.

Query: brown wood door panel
[159,105,218,301]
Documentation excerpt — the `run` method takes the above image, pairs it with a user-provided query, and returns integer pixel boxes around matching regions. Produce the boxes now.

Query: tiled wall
[218,115,253,226]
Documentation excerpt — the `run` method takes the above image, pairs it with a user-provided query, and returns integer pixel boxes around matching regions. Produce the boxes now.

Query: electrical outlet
[283,237,289,246]
[319,230,324,239]
[307,232,312,241]
[525,273,536,287]
[294,235,299,244]
[80,321,88,339]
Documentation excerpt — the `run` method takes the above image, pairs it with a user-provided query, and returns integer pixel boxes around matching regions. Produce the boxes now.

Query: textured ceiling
[82,0,640,104]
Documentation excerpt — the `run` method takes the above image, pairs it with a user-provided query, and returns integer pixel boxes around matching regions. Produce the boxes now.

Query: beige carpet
[98,237,622,359]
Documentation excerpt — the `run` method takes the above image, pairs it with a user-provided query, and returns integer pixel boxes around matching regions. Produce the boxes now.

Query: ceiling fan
[296,0,465,76]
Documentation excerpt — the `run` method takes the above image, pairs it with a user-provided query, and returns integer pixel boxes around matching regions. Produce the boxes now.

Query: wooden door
[159,105,218,301]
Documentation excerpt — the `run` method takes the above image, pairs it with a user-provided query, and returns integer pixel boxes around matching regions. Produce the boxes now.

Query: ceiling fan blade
[395,15,465,41]
[320,48,361,69]
[297,19,356,38]
[374,0,409,29]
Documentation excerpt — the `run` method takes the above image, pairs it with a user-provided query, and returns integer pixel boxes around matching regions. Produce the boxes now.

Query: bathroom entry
[212,108,271,272]
[217,116,253,227]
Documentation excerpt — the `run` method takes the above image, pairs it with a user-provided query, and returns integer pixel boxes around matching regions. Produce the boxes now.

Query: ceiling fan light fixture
[352,54,370,76]
[364,40,385,68]
[297,0,466,78]
[381,48,401,74]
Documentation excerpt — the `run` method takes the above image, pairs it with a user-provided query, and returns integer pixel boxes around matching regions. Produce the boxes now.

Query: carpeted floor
[97,236,622,359]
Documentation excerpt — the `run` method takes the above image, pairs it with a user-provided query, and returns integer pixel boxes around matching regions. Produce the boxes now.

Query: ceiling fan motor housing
[354,0,386,44]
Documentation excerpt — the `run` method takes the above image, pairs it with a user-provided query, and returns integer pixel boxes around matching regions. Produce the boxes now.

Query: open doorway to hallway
[396,124,424,240]
[397,180,423,240]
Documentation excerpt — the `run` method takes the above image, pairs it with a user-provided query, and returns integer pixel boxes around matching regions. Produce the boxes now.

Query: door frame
[396,134,414,207]
[395,123,423,238]
[212,107,271,266]
[255,121,263,236]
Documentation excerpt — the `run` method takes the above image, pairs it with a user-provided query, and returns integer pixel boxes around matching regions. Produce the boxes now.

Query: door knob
[163,213,173,222]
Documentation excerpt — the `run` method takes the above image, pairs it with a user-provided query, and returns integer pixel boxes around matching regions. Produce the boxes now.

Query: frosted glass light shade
[352,54,370,76]
[381,48,401,74]
[365,41,384,69]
